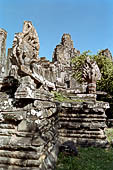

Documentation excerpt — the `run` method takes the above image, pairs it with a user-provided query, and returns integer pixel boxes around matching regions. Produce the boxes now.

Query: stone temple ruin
[0,21,110,169]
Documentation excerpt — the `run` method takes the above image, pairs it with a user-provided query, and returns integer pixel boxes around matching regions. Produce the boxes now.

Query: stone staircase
[58,100,109,147]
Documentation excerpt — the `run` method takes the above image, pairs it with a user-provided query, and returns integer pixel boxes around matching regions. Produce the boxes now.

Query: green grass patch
[56,147,113,170]
[52,91,84,102]
[52,91,67,102]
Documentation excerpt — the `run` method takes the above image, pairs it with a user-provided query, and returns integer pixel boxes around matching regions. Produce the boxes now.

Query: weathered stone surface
[99,48,112,60]
[107,119,113,127]
[58,101,109,147]
[59,140,78,156]
[82,57,101,94]
[0,28,7,80]
[12,21,40,66]
[10,21,55,91]
[52,33,80,89]
[52,34,76,65]
[0,96,59,169]
[0,21,59,170]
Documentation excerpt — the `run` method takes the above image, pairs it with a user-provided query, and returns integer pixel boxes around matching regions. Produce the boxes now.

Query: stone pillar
[0,28,7,81]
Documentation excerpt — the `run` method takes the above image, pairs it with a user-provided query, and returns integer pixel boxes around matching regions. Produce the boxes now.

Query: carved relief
[11,21,40,67]
[52,34,79,65]
[10,21,55,90]
[82,57,101,93]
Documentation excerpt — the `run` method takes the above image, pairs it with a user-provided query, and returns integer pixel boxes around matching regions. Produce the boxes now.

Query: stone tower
[0,28,7,81]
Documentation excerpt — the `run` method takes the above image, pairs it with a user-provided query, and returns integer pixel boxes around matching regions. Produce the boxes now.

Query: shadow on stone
[59,140,78,156]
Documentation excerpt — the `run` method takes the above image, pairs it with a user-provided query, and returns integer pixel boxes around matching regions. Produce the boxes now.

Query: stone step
[58,129,104,135]
[0,157,40,167]
[0,165,38,170]
[59,133,106,139]
[59,113,106,118]
[59,137,108,147]
[59,117,106,121]
[59,122,106,128]
[0,150,40,159]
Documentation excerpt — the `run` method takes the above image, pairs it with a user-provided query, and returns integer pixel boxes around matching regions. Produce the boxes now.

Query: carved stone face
[61,34,73,48]
[23,21,32,34]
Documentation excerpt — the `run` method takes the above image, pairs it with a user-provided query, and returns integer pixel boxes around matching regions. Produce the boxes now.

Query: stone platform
[58,101,109,147]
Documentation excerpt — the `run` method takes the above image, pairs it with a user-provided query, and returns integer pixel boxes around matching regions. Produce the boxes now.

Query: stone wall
[58,100,109,147]
[0,90,59,170]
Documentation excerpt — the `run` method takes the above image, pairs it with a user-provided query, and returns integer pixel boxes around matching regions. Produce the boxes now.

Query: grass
[52,91,84,102]
[56,147,113,170]
[56,128,113,170]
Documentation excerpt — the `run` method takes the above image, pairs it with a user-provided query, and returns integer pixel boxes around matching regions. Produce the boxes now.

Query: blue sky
[0,0,113,60]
